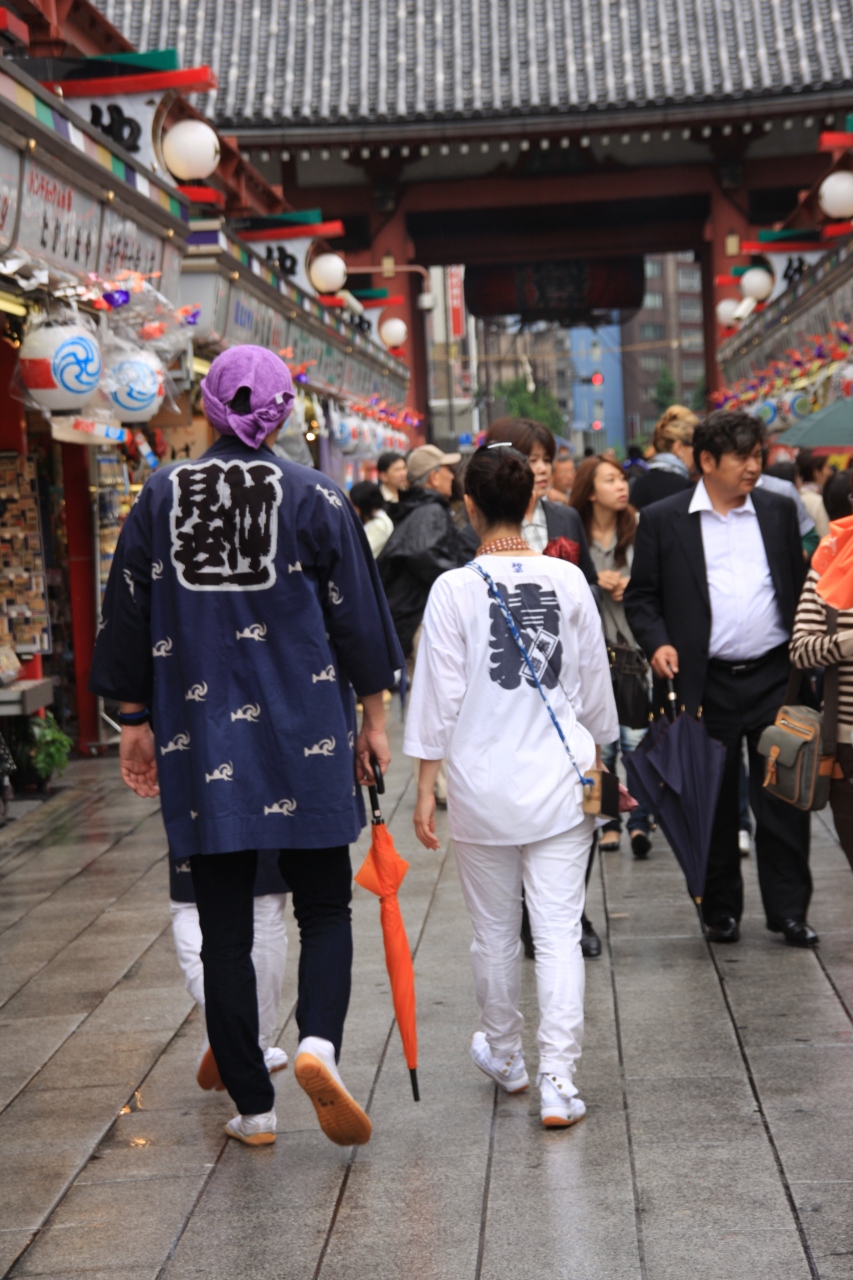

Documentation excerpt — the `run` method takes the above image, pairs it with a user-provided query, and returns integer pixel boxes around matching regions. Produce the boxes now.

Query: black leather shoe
[581,914,602,959]
[706,915,740,943]
[630,831,651,859]
[782,919,819,947]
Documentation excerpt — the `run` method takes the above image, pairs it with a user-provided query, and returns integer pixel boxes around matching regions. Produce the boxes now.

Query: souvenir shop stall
[715,158,853,466]
[0,54,190,759]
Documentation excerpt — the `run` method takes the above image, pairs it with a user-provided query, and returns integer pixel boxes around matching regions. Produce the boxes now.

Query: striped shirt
[789,568,853,741]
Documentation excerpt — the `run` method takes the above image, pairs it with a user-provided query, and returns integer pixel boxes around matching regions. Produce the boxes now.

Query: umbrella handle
[370,754,386,795]
[665,678,679,723]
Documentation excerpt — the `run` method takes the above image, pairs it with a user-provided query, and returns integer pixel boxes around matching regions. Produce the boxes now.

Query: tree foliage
[652,365,678,416]
[690,374,707,413]
[494,376,564,434]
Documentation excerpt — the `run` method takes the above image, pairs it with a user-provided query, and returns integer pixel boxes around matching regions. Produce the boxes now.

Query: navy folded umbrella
[624,686,726,922]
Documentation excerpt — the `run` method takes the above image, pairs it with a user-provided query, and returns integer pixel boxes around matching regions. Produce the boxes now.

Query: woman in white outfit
[404,445,618,1128]
[169,851,289,1088]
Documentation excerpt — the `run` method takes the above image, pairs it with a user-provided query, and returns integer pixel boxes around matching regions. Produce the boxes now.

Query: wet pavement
[1,711,852,1280]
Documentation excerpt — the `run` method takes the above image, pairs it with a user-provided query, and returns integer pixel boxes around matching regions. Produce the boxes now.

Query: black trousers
[701,650,811,928]
[190,845,353,1117]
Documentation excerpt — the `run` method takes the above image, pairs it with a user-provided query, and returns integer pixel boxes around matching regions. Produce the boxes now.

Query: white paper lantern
[101,349,165,423]
[19,322,102,412]
[162,120,221,181]
[818,170,853,221]
[716,297,741,327]
[308,252,348,295]
[740,266,774,302]
[379,317,408,349]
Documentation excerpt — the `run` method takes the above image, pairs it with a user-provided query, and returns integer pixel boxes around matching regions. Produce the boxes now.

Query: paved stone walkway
[1,713,852,1280]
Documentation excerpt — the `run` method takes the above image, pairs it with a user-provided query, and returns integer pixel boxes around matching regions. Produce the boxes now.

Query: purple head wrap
[200,345,295,448]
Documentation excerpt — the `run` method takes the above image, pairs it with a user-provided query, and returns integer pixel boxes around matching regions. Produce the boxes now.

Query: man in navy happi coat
[90,345,404,1148]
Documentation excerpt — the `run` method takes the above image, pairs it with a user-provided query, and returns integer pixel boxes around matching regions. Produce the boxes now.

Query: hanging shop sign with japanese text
[18,159,101,276]
[98,206,164,282]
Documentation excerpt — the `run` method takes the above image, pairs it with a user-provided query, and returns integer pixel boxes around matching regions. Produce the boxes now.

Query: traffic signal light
[592,420,603,431]
[590,371,604,386]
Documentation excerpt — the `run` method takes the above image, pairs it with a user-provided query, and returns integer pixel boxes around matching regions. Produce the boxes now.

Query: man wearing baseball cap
[378,446,471,654]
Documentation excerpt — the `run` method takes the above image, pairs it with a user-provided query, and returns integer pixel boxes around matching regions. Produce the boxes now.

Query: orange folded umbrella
[354,761,420,1100]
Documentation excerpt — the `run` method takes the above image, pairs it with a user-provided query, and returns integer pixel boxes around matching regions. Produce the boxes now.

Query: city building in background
[621,254,706,443]
[475,322,576,436]
[427,266,479,447]
[569,323,625,455]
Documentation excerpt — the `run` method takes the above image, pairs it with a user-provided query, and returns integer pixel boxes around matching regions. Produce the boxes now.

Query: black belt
[707,642,788,677]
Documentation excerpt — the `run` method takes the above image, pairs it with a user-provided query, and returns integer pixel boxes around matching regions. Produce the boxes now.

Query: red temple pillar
[703,180,754,399]
[61,443,98,752]
[349,204,429,431]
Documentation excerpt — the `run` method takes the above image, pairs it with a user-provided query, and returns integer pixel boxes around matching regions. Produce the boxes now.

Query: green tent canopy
[774,398,853,448]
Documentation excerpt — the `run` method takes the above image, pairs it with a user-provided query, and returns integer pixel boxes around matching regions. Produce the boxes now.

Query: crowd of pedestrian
[90,341,853,1149]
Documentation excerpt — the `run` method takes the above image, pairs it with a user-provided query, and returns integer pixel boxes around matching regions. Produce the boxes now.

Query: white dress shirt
[688,480,788,662]
[521,499,548,552]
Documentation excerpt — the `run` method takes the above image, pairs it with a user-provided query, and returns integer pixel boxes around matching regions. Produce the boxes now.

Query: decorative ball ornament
[716,297,741,327]
[818,170,853,221]
[162,120,221,181]
[308,252,348,295]
[101,348,165,423]
[740,266,774,302]
[19,322,102,411]
[379,317,408,349]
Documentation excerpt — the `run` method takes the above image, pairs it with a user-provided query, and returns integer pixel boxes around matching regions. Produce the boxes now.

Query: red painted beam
[361,294,405,308]
[43,65,218,96]
[237,220,345,241]
[818,132,853,151]
[177,185,226,208]
[0,8,29,44]
[740,240,823,253]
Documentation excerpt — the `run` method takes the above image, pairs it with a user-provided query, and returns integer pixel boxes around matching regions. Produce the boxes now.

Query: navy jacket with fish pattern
[90,435,404,857]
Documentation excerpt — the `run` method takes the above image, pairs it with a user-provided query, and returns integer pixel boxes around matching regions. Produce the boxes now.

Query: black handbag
[606,627,651,730]
[599,583,650,729]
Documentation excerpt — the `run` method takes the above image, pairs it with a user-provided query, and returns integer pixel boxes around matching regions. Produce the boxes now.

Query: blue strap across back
[468,562,593,792]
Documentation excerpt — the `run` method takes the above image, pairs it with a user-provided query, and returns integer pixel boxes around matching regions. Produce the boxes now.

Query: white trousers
[170,894,289,1052]
[453,818,593,1082]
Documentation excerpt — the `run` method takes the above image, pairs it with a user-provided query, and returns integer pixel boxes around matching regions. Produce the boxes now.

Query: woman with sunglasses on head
[404,445,617,1129]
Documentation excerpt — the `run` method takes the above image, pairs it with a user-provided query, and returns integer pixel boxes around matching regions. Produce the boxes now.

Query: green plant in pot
[9,713,73,791]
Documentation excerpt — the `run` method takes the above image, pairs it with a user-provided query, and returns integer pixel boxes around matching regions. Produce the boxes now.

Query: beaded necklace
[476,536,532,556]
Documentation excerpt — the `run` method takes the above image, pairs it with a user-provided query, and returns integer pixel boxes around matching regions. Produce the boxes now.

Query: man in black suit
[625,410,816,947]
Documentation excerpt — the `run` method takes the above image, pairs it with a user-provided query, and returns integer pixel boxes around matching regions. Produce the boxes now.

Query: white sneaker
[738,829,751,857]
[471,1031,530,1093]
[538,1073,586,1128]
[294,1036,372,1146]
[264,1046,288,1073]
[224,1109,277,1145]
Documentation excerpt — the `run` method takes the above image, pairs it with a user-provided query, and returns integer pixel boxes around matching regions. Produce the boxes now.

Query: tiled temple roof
[95,0,853,128]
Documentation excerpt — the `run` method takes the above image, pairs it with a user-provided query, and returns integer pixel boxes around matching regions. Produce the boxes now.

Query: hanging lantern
[162,120,221,181]
[101,349,165,423]
[308,252,348,295]
[818,171,853,221]
[740,267,774,302]
[716,297,741,327]
[379,317,408,349]
[19,321,102,412]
